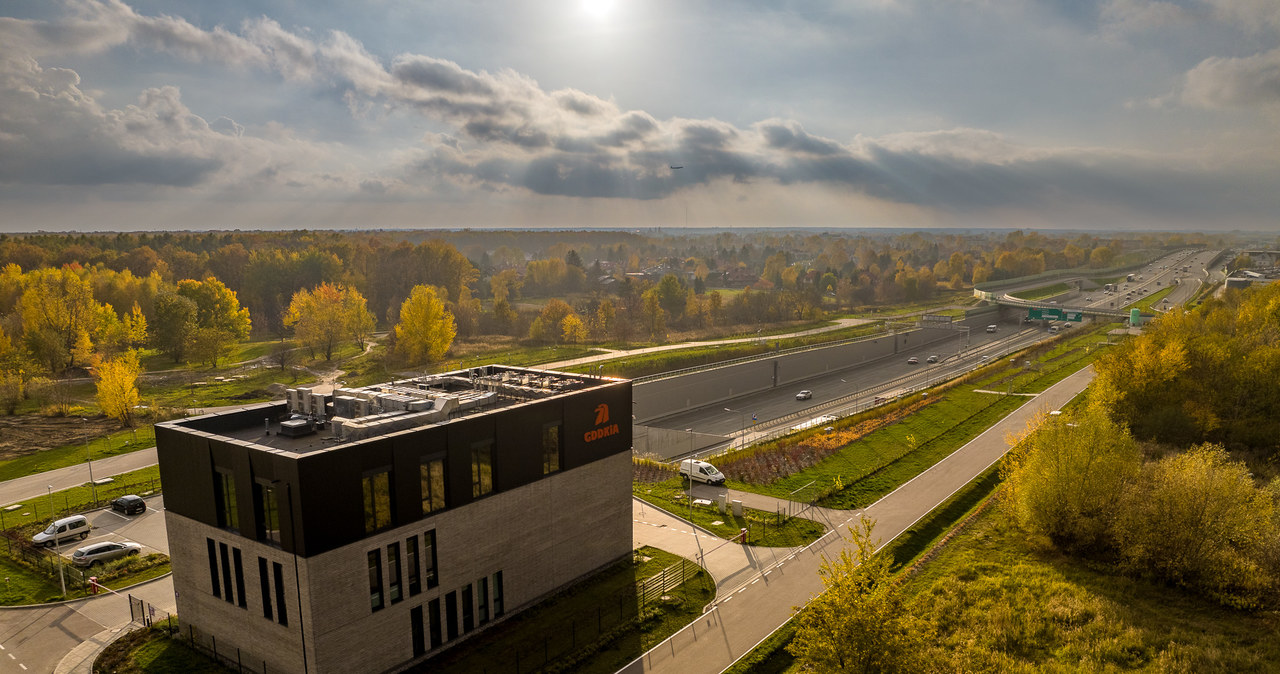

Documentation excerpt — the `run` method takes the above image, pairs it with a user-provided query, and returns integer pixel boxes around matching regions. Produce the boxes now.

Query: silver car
[72,541,142,567]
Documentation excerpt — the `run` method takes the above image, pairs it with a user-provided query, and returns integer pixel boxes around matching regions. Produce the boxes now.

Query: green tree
[788,519,929,672]
[1116,444,1280,609]
[1001,404,1142,553]
[395,285,456,364]
[95,350,141,426]
[151,291,198,363]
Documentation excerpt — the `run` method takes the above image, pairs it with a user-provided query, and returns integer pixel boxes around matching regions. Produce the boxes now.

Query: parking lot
[45,494,169,560]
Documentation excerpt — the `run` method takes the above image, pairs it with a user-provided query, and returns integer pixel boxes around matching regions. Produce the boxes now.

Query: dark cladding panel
[294,449,365,556]
[563,381,632,469]
[156,424,217,524]
[392,426,448,525]
[493,401,559,491]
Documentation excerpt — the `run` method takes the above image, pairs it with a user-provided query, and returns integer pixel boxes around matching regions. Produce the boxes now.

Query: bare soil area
[0,416,118,462]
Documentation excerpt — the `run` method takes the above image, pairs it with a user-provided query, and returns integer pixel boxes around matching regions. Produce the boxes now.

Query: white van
[33,514,90,547]
[679,459,726,486]
[986,324,998,333]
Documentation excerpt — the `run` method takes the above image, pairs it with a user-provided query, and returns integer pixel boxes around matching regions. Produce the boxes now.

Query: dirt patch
[0,415,118,462]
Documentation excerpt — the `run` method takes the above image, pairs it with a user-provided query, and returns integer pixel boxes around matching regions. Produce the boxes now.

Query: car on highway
[71,540,142,567]
[980,355,991,363]
[795,390,812,400]
[111,495,146,516]
[679,459,726,486]
[926,355,939,363]
[906,357,919,365]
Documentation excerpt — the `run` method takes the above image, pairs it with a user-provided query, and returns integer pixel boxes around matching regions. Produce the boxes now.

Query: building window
[387,542,402,604]
[493,571,504,617]
[407,536,421,597]
[253,480,281,546]
[478,576,489,625]
[213,469,238,532]
[462,583,474,632]
[232,548,246,608]
[420,453,446,515]
[445,591,458,640]
[206,538,220,598]
[368,549,384,612]
[428,598,442,649]
[411,606,425,657]
[219,543,233,605]
[273,562,288,626]
[258,557,272,621]
[424,530,438,589]
[542,422,561,474]
[362,467,393,534]
[471,442,493,498]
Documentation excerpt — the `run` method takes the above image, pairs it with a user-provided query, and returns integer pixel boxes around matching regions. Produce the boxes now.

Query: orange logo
[594,403,609,425]
[585,403,619,443]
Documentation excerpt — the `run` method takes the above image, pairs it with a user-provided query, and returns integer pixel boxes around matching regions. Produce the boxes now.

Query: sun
[581,0,614,20]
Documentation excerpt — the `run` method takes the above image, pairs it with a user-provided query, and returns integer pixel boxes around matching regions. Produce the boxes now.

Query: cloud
[1181,48,1280,109]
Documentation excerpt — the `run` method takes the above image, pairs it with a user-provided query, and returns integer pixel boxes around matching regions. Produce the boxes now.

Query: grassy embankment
[1009,283,1071,301]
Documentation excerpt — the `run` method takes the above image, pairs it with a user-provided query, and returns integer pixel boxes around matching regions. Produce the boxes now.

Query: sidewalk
[0,448,158,507]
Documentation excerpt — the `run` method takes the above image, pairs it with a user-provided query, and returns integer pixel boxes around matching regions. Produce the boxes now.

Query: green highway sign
[1062,310,1083,322]
[1027,308,1083,322]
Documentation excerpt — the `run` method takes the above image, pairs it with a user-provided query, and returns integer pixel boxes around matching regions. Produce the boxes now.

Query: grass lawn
[0,555,66,604]
[904,507,1280,672]
[1135,284,1177,314]
[96,624,224,674]
[425,546,715,674]
[0,425,156,482]
[633,478,827,547]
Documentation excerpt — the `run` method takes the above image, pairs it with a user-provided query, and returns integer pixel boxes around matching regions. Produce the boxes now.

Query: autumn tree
[561,314,587,344]
[788,519,928,672]
[285,283,347,361]
[151,291,198,363]
[528,299,574,343]
[176,277,251,366]
[18,267,103,372]
[95,350,141,426]
[395,285,456,365]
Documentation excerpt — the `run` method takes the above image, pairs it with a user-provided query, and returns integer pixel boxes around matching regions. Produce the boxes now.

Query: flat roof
[168,365,624,455]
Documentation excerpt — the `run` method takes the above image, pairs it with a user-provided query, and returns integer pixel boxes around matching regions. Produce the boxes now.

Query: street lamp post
[723,408,747,451]
[82,418,97,506]
[47,485,65,597]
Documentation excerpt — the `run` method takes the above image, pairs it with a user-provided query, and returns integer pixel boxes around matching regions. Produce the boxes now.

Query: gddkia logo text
[585,403,619,442]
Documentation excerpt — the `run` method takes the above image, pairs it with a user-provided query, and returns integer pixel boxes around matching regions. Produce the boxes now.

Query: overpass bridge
[976,290,1130,319]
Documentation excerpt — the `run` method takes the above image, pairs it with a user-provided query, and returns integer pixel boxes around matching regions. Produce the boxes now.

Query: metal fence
[636,557,699,607]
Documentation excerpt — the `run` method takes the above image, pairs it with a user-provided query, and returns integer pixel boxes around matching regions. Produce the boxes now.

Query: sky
[1,0,1278,232]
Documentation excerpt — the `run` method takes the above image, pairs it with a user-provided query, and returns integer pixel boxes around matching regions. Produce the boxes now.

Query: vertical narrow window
[206,538,220,598]
[273,562,288,626]
[258,557,273,621]
[424,530,438,589]
[471,441,493,498]
[213,469,239,532]
[428,598,442,649]
[410,606,425,657]
[362,467,393,534]
[445,591,459,640]
[406,536,421,597]
[542,422,562,474]
[368,549,384,612]
[493,570,504,617]
[462,584,474,632]
[477,576,489,625]
[420,453,446,515]
[232,548,246,608]
[254,480,281,546]
[219,543,233,605]
[387,542,402,604]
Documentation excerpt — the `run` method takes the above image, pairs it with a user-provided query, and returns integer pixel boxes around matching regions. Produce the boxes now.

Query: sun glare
[581,0,614,20]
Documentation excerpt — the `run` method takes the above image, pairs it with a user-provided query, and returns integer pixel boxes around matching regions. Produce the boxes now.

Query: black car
[111,494,146,516]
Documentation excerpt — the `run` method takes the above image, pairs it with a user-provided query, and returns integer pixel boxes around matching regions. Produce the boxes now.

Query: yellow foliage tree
[95,350,141,426]
[395,285,456,365]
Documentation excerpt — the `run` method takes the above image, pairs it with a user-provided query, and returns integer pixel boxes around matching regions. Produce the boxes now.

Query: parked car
[32,515,89,547]
[111,495,146,516]
[906,357,919,365]
[679,459,726,486]
[71,541,142,567]
[795,390,812,400]
[926,355,939,363]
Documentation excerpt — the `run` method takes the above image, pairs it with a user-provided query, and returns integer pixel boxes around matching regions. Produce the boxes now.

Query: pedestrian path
[0,448,158,508]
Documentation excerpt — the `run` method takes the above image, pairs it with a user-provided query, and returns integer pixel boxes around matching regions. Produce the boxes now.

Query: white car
[72,541,142,567]
[679,459,726,486]
[795,390,812,400]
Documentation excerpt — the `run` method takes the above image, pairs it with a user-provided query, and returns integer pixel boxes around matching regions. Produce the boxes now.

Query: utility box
[731,499,743,518]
